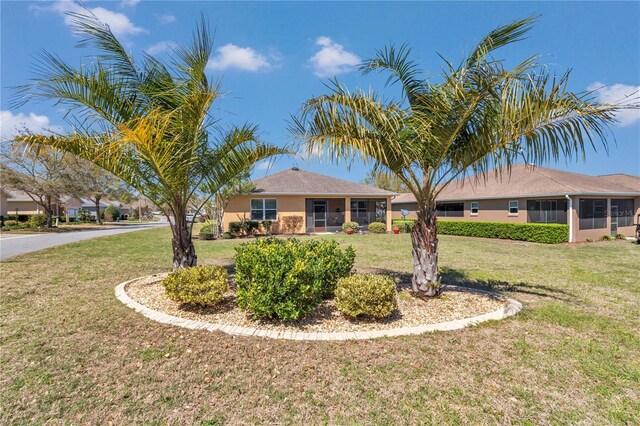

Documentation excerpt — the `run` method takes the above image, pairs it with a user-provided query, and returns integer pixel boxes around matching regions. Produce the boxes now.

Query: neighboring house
[0,189,62,217]
[224,167,396,233]
[391,164,640,242]
[61,196,121,220]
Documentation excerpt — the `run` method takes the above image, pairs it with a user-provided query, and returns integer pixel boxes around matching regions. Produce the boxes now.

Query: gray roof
[392,164,640,204]
[251,168,396,196]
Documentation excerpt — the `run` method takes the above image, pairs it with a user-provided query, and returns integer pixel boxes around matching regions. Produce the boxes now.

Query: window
[611,199,635,227]
[470,202,479,215]
[527,199,567,224]
[350,200,368,219]
[579,199,607,230]
[250,199,277,221]
[508,200,519,215]
[435,203,464,217]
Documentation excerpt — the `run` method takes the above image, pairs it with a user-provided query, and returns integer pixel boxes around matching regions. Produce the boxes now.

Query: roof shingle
[251,168,396,196]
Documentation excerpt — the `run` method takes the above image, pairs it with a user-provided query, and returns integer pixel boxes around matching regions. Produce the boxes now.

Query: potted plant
[393,225,400,234]
[342,221,359,235]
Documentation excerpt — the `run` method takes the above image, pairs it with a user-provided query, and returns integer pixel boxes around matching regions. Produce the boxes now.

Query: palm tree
[293,17,629,296]
[13,11,286,269]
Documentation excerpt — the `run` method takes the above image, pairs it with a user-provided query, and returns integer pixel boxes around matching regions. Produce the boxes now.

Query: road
[0,220,168,261]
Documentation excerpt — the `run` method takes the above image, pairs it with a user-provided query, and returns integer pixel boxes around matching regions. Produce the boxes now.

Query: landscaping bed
[123,274,509,335]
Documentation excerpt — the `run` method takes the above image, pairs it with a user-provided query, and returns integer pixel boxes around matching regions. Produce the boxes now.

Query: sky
[1,1,639,183]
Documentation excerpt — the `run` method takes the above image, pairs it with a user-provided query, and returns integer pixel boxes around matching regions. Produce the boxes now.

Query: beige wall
[571,196,640,242]
[2,200,44,216]
[0,192,8,217]
[393,195,640,242]
[224,195,393,234]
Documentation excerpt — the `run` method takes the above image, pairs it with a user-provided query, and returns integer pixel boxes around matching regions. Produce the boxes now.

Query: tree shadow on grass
[363,266,577,303]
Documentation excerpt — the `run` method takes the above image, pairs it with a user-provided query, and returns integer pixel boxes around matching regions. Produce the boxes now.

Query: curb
[115,276,523,341]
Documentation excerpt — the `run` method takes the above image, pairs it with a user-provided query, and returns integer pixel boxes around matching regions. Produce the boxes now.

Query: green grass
[1,228,639,424]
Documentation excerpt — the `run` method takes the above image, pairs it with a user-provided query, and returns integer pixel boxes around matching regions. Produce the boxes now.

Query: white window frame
[508,200,519,215]
[470,201,479,216]
[250,198,278,221]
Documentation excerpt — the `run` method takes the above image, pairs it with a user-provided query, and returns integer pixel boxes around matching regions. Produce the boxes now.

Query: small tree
[362,169,408,193]
[70,160,128,225]
[205,169,255,238]
[293,17,631,296]
[1,143,81,227]
[14,11,286,268]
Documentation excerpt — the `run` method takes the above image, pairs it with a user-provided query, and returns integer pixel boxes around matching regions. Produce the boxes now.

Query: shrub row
[438,220,569,243]
[228,220,272,237]
[391,218,568,243]
[234,238,355,320]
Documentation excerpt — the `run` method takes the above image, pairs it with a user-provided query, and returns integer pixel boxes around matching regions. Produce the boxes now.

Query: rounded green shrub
[104,205,120,222]
[342,221,359,233]
[234,238,355,320]
[199,226,215,240]
[615,233,627,240]
[29,214,48,228]
[367,222,386,234]
[599,235,612,241]
[335,274,398,319]
[221,232,234,239]
[4,220,18,227]
[162,265,228,306]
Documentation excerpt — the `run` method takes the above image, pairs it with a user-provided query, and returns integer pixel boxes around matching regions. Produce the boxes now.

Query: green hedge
[438,220,568,243]
[391,218,568,243]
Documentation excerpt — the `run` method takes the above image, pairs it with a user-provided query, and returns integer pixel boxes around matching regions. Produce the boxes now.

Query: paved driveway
[0,220,168,261]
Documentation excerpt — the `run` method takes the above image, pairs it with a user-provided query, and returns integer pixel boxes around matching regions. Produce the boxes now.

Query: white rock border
[115,276,522,340]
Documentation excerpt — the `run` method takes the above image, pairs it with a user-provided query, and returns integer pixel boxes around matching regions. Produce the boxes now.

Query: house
[0,189,62,217]
[391,164,640,242]
[224,167,396,233]
[61,196,121,220]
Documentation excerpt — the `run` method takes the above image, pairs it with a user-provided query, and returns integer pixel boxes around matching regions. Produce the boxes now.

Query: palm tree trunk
[171,214,197,269]
[411,206,442,297]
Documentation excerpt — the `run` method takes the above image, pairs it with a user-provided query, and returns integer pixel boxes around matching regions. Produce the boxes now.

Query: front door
[611,205,618,236]
[313,201,327,232]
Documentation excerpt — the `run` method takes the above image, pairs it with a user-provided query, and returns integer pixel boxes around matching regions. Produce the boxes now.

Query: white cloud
[207,44,271,72]
[254,161,271,171]
[156,14,176,24]
[309,36,360,78]
[146,40,178,56]
[30,1,144,38]
[0,111,63,140]
[121,0,141,7]
[587,82,640,127]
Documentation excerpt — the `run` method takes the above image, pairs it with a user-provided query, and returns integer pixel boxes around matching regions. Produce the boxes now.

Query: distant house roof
[2,189,36,202]
[250,167,396,196]
[392,164,640,204]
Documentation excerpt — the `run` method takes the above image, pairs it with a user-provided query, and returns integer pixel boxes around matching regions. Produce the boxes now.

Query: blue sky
[1,1,639,183]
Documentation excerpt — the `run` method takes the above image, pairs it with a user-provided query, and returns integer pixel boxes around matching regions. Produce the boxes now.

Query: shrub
[437,220,569,244]
[162,265,228,306]
[234,238,355,320]
[221,232,234,239]
[342,221,359,233]
[29,214,48,228]
[4,220,18,227]
[599,235,612,241]
[335,274,398,319]
[104,205,120,222]
[281,215,304,233]
[392,218,415,233]
[243,221,260,235]
[228,221,242,236]
[367,222,387,234]
[262,220,272,235]
[615,233,627,240]
[199,226,215,240]
[586,238,593,242]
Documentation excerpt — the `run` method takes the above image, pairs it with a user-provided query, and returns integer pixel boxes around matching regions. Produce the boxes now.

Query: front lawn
[1,229,638,424]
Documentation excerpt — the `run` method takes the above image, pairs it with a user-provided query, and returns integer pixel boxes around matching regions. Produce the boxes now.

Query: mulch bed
[125,274,507,333]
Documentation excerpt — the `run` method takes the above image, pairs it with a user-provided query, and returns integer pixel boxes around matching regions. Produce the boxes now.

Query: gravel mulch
[125,274,507,333]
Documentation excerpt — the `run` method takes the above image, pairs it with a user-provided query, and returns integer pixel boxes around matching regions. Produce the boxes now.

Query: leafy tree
[1,142,81,227]
[293,17,628,296]
[362,169,408,193]
[70,159,129,224]
[13,11,286,268]
[204,168,255,238]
